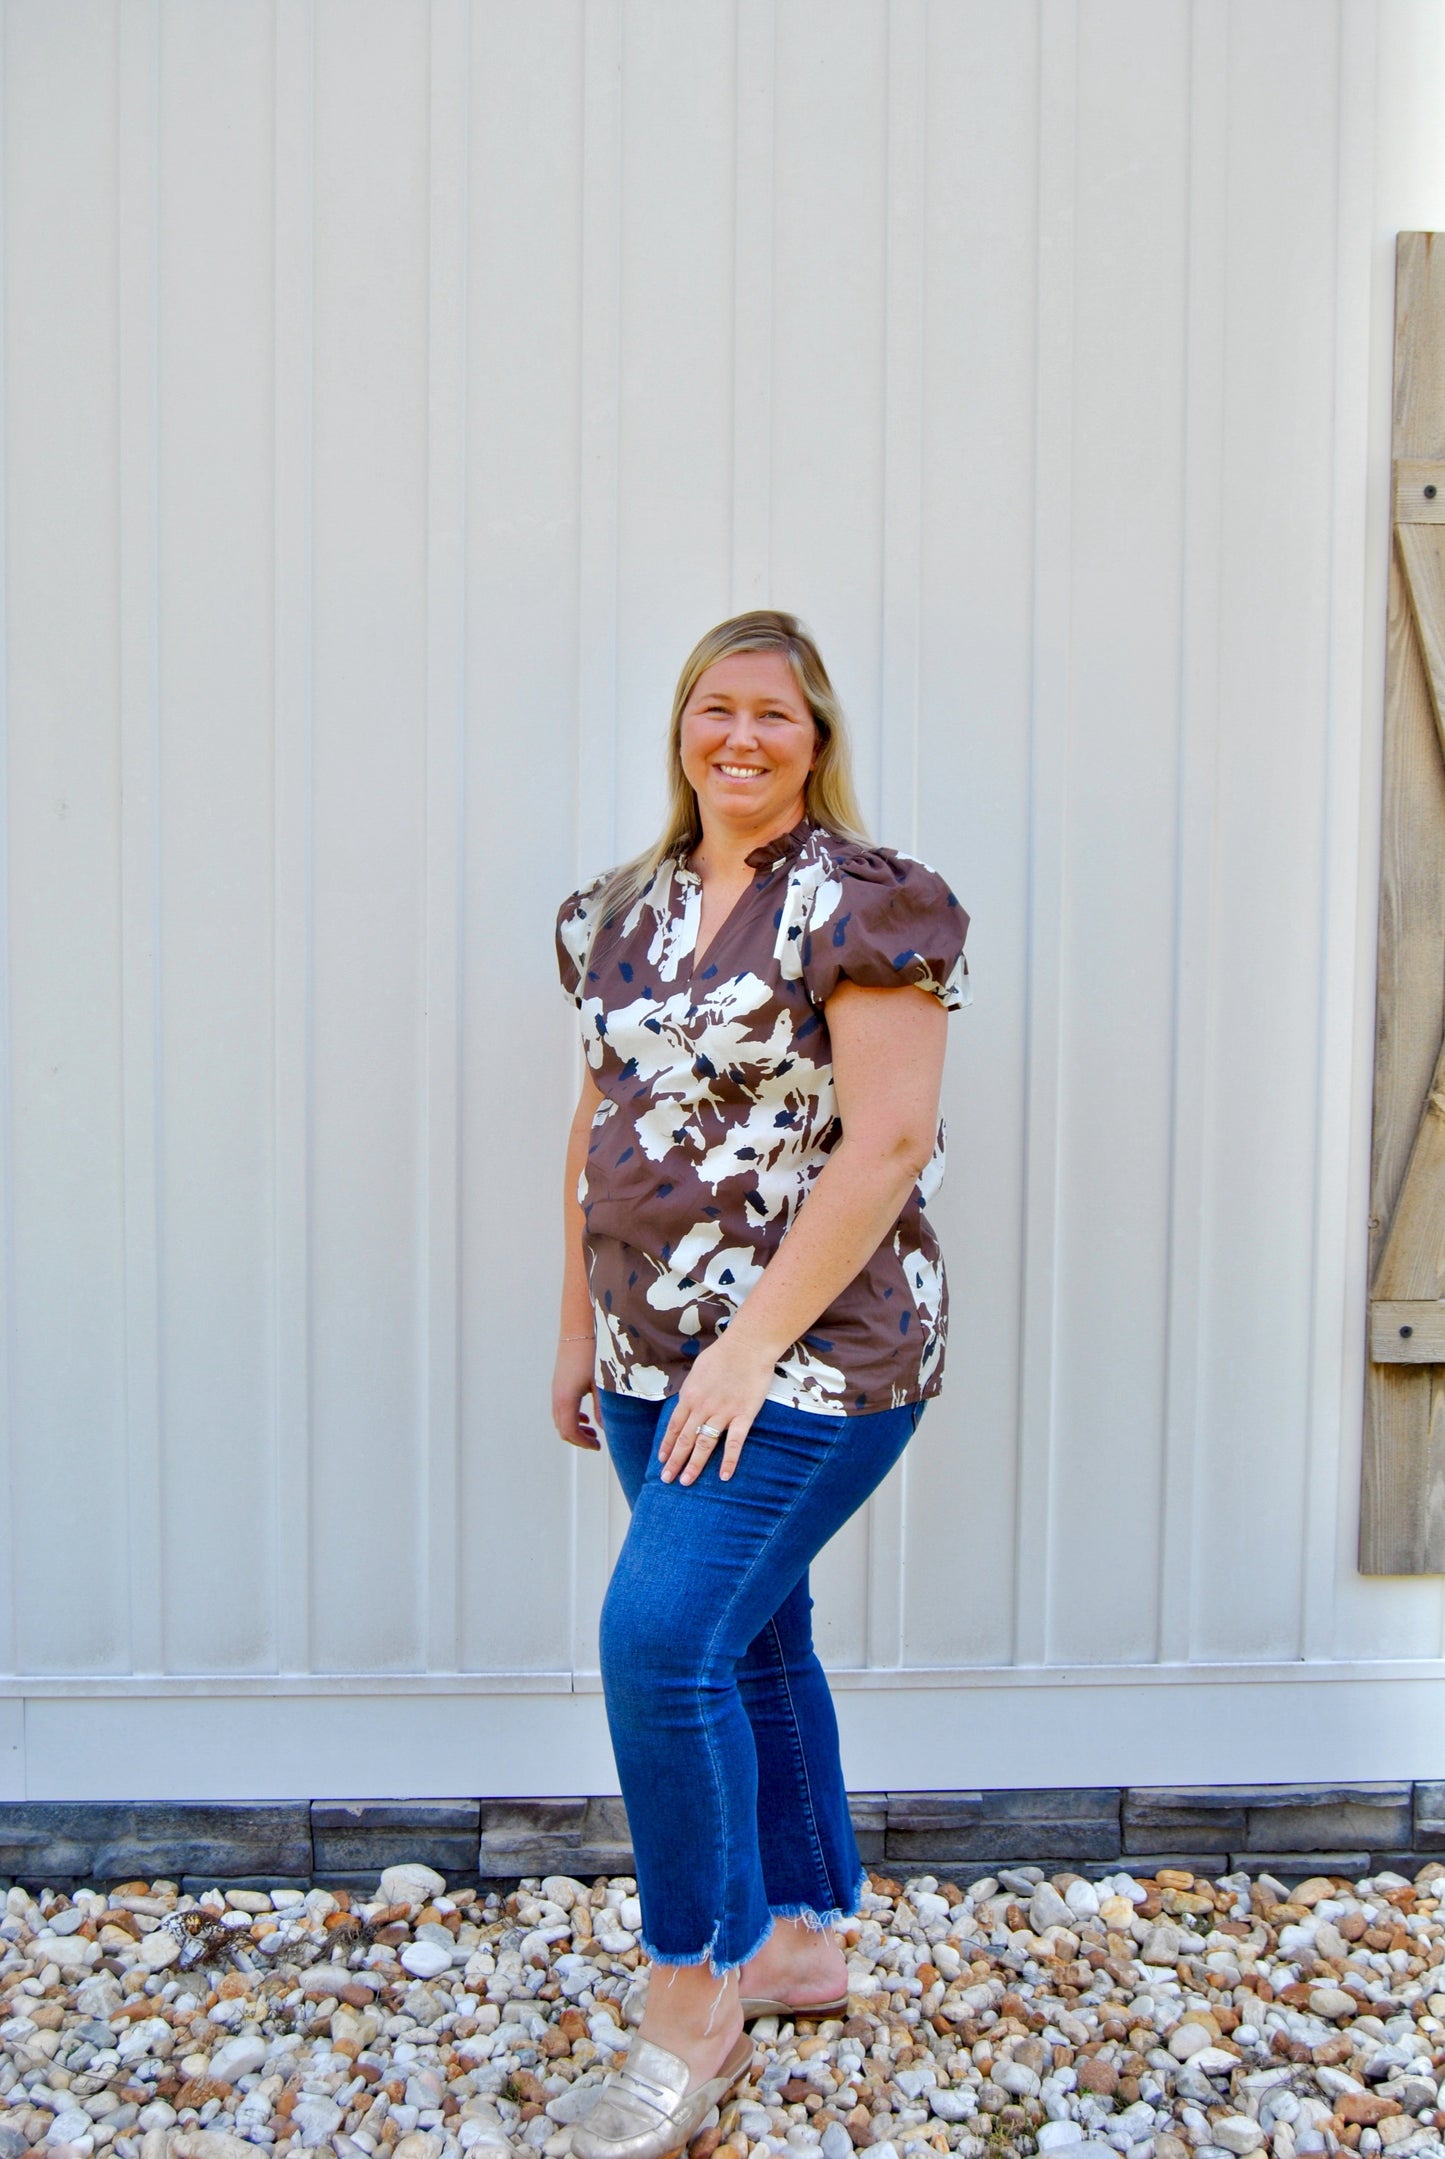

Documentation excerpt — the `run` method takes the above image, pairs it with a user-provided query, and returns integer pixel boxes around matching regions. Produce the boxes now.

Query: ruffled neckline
[675,814,818,882]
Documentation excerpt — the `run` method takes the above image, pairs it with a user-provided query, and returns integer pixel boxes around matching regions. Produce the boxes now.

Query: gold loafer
[738,1992,849,2022]
[572,2029,754,2159]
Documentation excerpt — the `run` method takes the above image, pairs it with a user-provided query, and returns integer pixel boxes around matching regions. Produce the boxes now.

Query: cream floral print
[556,817,970,1415]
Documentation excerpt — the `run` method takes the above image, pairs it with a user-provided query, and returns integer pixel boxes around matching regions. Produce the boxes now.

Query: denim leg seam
[689,1434,845,1970]
[761,1614,835,1911]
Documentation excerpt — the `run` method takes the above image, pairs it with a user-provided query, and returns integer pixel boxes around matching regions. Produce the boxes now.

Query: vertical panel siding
[309,0,431,1670]
[1193,0,1344,1661]
[156,0,277,1672]
[1050,0,1189,1664]
[1157,0,1229,1666]
[1,0,1444,1789]
[271,0,317,1678]
[4,2,128,1674]
[905,0,1039,1670]
[460,0,586,1675]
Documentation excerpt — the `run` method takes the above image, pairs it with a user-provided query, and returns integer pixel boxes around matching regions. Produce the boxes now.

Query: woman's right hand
[552,1335,601,1450]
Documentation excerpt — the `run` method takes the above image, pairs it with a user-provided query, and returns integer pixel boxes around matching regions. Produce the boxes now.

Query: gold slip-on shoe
[572,2029,755,2159]
[738,1993,850,2022]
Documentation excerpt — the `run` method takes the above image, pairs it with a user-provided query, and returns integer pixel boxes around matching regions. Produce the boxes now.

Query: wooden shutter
[1363,233,1445,1573]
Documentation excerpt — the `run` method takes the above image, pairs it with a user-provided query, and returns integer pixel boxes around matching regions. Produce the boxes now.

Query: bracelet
[561,1331,594,1342]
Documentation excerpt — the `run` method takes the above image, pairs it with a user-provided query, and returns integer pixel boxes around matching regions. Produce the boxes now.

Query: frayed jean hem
[638,1908,776,1980]
[639,1862,868,1973]
[769,1864,869,1934]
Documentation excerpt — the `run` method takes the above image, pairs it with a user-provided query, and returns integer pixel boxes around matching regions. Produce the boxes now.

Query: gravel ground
[1,1860,1443,2159]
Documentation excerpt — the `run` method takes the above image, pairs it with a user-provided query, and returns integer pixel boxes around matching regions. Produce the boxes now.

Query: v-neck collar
[676,817,814,985]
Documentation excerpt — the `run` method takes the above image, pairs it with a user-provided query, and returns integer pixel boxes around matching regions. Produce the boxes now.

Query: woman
[552,610,970,2159]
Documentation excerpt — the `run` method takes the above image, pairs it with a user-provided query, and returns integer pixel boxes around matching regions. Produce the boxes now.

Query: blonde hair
[591,610,868,931]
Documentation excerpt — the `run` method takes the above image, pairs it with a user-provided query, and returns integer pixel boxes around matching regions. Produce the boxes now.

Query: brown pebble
[175,2077,233,2109]
[1117,2076,1141,2105]
[1338,2096,1403,2127]
[540,2028,572,2058]
[1077,2059,1117,2096]
[1314,2037,1354,2066]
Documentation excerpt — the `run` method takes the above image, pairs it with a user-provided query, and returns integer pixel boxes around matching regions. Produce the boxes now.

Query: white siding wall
[2,0,1444,1802]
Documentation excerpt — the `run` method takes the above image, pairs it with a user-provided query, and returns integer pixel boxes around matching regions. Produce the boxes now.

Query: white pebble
[401,1940,454,1979]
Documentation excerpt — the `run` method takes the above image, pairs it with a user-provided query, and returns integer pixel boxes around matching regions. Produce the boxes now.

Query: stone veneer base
[0,1783,1439,1890]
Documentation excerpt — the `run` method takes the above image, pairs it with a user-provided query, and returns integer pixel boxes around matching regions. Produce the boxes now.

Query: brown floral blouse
[556,816,970,1415]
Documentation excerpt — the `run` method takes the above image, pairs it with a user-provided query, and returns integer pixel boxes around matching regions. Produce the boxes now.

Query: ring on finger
[693,1421,720,1440]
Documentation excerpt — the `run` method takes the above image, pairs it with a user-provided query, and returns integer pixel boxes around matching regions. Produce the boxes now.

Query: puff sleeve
[792,845,971,1011]
[555,885,596,1008]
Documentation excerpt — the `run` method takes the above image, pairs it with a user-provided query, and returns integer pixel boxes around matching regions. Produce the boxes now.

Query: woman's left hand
[658,1331,779,1485]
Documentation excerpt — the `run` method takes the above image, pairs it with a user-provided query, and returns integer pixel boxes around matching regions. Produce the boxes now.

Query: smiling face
[678,649,820,853]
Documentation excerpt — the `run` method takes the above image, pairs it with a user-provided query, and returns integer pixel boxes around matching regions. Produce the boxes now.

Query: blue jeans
[597,1389,925,1975]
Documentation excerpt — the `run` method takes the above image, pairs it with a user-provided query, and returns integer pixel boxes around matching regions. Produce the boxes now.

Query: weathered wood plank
[1372,1018,1445,1301]
[1367,552,1445,1282]
[1369,1300,1445,1362]
[1362,1367,1445,1573]
[1362,234,1445,1573]
[1393,458,1445,523]
[1394,234,1445,454]
[1398,525,1445,761]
